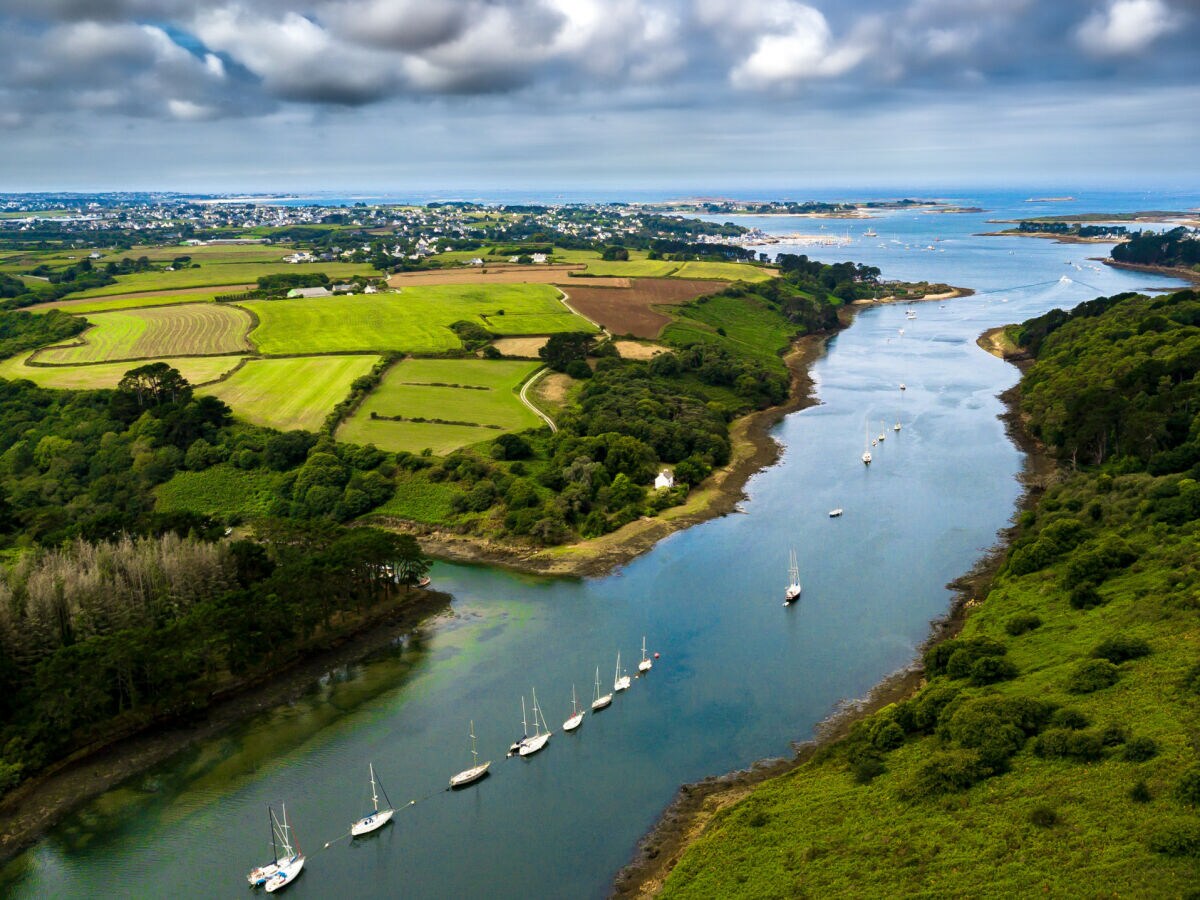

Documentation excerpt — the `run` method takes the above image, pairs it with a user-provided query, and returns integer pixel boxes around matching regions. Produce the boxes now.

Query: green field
[0,353,244,390]
[97,244,285,265]
[63,261,373,298]
[243,285,595,356]
[33,290,231,314]
[33,303,251,365]
[368,473,464,524]
[579,260,681,277]
[663,293,797,368]
[673,261,777,282]
[155,465,283,519]
[337,358,541,453]
[199,355,379,432]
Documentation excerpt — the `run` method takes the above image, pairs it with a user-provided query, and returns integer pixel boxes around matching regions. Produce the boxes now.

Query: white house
[654,469,674,490]
[531,252,549,264]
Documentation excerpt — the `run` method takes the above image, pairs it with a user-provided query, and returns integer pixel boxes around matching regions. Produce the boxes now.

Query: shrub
[851,756,886,784]
[1123,737,1159,762]
[938,696,1034,771]
[1066,659,1119,694]
[1184,661,1200,694]
[900,749,988,799]
[1099,724,1128,746]
[1050,708,1090,730]
[1005,614,1043,636]
[1130,780,1152,802]
[1092,635,1152,663]
[970,655,1018,685]
[1175,766,1200,806]
[1029,806,1059,828]
[1033,728,1105,762]
[926,636,1007,679]
[1149,824,1200,857]
[1069,582,1105,610]
[911,684,960,733]
[872,721,906,752]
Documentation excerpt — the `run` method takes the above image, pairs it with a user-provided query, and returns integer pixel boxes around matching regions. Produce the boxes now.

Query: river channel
[1,190,1193,898]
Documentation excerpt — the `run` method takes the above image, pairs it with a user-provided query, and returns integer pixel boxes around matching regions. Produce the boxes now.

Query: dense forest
[1111,226,1200,269]
[658,287,1200,897]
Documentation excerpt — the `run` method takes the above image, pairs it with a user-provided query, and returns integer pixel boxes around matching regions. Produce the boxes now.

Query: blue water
[1,190,1194,899]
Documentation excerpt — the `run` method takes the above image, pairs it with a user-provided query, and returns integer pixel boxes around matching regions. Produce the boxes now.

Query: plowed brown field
[561,278,727,339]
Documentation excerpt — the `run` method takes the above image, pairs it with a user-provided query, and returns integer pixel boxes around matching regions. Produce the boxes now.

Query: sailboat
[248,806,284,887]
[450,720,491,788]
[563,685,585,732]
[518,689,551,757]
[260,804,304,893]
[638,636,653,673]
[351,763,394,837]
[862,424,872,465]
[591,666,613,711]
[894,417,902,432]
[613,652,632,692]
[785,548,802,605]
[878,420,886,442]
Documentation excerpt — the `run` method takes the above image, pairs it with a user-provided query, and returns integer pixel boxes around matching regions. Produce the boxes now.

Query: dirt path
[518,367,557,432]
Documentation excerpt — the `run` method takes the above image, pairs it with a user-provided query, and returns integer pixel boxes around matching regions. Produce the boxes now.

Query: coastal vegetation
[656,288,1200,897]
[1110,226,1200,272]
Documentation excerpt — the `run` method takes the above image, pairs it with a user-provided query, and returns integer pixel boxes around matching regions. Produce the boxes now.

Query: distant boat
[638,636,653,674]
[864,227,878,237]
[829,508,843,517]
[563,685,585,732]
[614,652,632,693]
[516,690,551,757]
[591,666,613,711]
[906,309,917,320]
[894,419,902,432]
[248,804,304,893]
[351,763,394,837]
[863,423,873,465]
[878,420,886,442]
[449,720,491,788]
[898,328,905,336]
[899,383,906,391]
[785,549,802,605]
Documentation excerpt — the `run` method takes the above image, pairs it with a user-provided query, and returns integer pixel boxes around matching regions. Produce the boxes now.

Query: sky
[1,0,1198,194]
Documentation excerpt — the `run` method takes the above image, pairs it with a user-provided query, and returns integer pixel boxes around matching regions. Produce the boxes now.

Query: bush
[925,636,1006,678]
[1029,806,1059,828]
[1033,728,1105,762]
[1099,724,1128,746]
[851,756,885,784]
[970,655,1018,685]
[1066,659,1119,693]
[1123,736,1159,762]
[1175,766,1200,806]
[1069,582,1105,610]
[911,684,960,733]
[1092,635,1152,663]
[1184,661,1200,694]
[938,696,1037,771]
[1130,780,1152,802]
[872,721,906,752]
[1050,708,1090,730]
[1005,614,1043,636]
[900,749,989,798]
[1149,824,1200,857]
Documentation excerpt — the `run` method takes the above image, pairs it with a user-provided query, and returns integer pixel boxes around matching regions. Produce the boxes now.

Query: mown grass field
[63,262,373,298]
[97,244,284,265]
[579,260,681,277]
[0,352,244,390]
[663,293,797,368]
[33,303,252,365]
[33,289,234,314]
[661,468,1200,897]
[673,261,777,282]
[337,358,541,454]
[155,465,283,519]
[244,285,595,356]
[199,355,379,432]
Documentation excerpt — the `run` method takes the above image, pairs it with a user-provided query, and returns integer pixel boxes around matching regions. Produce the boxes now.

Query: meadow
[662,293,798,368]
[366,472,464,524]
[243,285,595,356]
[32,289,233,314]
[32,303,252,365]
[155,465,283,519]
[672,261,777,282]
[199,355,380,432]
[337,358,541,454]
[97,244,285,265]
[0,352,244,390]
[63,261,373,298]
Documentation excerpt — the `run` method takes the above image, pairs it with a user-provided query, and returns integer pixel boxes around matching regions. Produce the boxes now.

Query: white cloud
[167,98,217,120]
[1076,0,1178,56]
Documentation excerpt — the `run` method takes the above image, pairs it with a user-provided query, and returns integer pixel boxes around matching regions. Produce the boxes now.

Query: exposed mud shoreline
[0,588,452,865]
[611,356,1058,898]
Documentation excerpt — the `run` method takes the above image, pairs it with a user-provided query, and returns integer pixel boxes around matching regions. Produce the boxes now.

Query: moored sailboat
[591,666,613,711]
[638,636,653,673]
[613,652,632,692]
[862,423,872,465]
[784,548,802,605]
[517,689,551,757]
[350,763,394,837]
[262,804,304,893]
[563,685,585,731]
[450,720,491,788]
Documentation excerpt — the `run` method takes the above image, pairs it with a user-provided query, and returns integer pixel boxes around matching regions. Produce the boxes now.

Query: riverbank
[977,324,1031,361]
[1101,258,1200,283]
[977,229,1125,244]
[613,356,1058,897]
[0,586,452,865]
[851,285,973,306]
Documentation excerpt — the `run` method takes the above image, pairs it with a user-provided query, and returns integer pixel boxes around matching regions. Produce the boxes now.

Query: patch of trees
[256,271,331,295]
[1111,227,1200,268]
[1017,222,1128,238]
[0,309,88,360]
[644,239,755,261]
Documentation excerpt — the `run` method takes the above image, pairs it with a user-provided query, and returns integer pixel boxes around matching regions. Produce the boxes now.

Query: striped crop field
[200,355,380,432]
[62,262,374,298]
[0,352,245,390]
[337,358,542,454]
[33,303,252,365]
[244,284,596,356]
[32,289,236,315]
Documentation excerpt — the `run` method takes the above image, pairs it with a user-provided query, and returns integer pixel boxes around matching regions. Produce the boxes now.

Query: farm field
[33,287,246,314]
[199,355,379,432]
[490,336,549,357]
[562,278,727,338]
[386,265,586,287]
[337,358,541,454]
[32,303,252,365]
[673,261,777,282]
[244,285,596,356]
[63,261,373,298]
[155,465,283,519]
[578,260,681,277]
[663,292,798,368]
[97,244,283,264]
[0,352,244,390]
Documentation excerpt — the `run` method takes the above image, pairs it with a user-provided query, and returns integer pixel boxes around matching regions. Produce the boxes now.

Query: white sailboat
[638,636,653,673]
[784,548,802,605]
[591,666,613,711]
[248,806,284,887]
[878,420,886,442]
[351,763,394,837]
[518,689,551,757]
[613,652,632,692]
[828,508,843,517]
[563,685,585,732]
[894,417,901,432]
[263,804,304,893]
[862,423,872,465]
[450,720,491,788]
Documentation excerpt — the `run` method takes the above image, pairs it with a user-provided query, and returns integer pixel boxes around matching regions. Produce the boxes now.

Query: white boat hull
[591,694,612,711]
[829,508,843,517]
[785,585,802,604]
[638,660,652,673]
[265,856,304,893]
[518,731,551,756]
[351,808,394,836]
[248,862,281,886]
[450,761,491,788]
[614,676,631,692]
[563,712,584,731]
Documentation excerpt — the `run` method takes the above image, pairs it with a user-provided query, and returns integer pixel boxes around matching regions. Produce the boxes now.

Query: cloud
[1076,0,1179,56]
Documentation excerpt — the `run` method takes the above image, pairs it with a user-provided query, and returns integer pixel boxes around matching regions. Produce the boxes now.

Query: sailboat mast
[269,805,278,864]
[521,696,529,737]
[370,763,379,812]
[470,720,479,766]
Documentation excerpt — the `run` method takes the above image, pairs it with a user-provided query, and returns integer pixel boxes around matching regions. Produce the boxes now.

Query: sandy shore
[977,229,1127,244]
[0,588,451,865]
[612,370,1059,897]
[851,285,973,306]
[977,325,1031,361]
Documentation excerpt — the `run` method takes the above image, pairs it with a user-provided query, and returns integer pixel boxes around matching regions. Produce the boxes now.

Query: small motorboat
[829,508,843,517]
